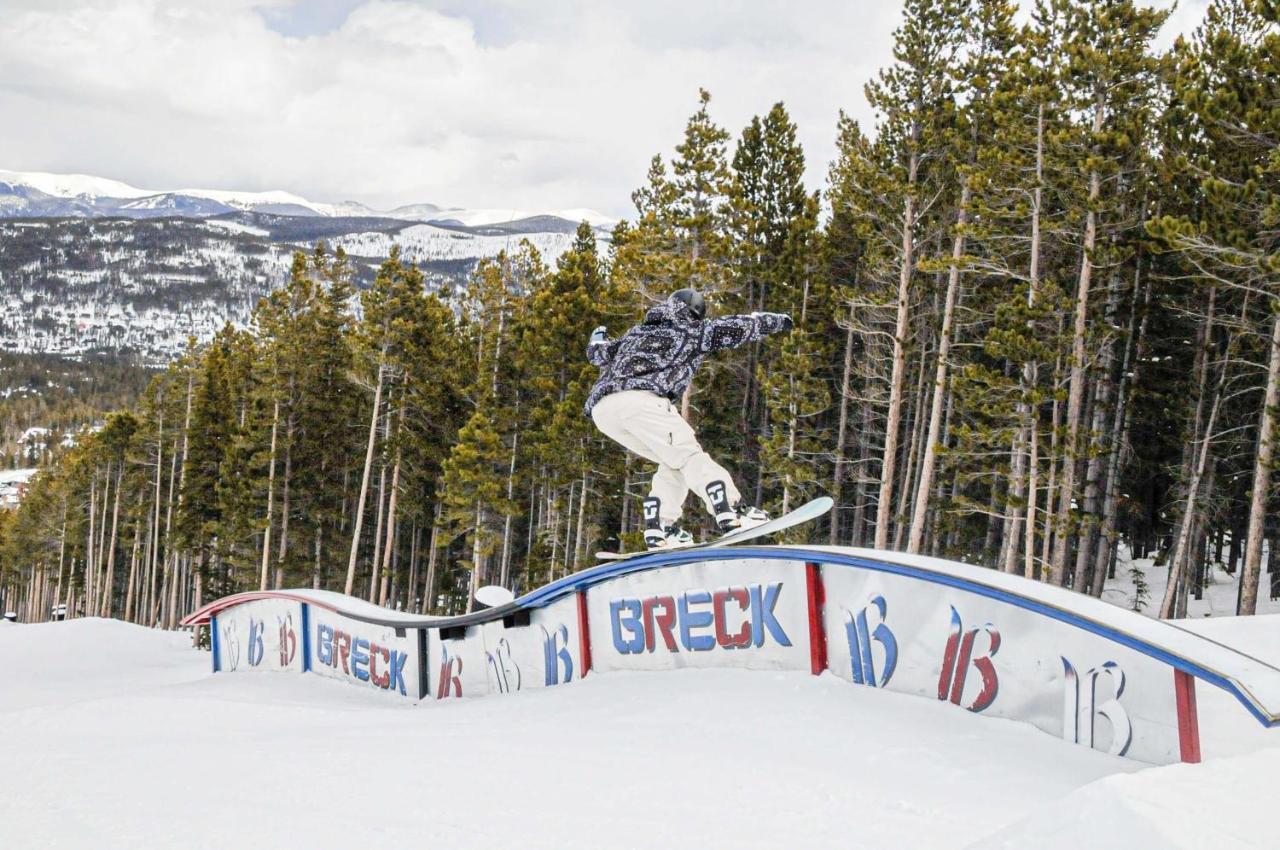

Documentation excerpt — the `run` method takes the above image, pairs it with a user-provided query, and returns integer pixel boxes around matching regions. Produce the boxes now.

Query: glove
[778,314,794,333]
[590,325,608,343]
[753,312,793,333]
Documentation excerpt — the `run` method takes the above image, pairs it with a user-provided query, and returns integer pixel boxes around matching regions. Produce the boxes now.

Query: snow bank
[972,747,1280,850]
[0,616,1138,849]
[5,613,1279,847]
[0,618,203,712]
[969,612,1280,847]
[1103,550,1280,619]
[1176,614,1280,668]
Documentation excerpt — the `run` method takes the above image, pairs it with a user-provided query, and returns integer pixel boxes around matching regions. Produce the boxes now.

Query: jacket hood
[643,298,698,326]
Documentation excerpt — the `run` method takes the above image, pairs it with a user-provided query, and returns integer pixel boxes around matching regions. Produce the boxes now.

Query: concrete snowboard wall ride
[182,545,1280,766]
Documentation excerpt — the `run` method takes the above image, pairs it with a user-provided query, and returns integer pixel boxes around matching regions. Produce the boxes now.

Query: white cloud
[0,0,1209,217]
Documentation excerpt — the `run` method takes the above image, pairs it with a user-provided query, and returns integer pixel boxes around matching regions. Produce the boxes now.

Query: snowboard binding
[706,481,769,533]
[643,497,695,550]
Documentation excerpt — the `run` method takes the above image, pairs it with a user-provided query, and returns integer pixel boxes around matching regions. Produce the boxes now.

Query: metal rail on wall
[184,543,1280,730]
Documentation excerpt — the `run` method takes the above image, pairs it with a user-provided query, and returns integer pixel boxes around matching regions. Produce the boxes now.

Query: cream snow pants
[591,389,741,526]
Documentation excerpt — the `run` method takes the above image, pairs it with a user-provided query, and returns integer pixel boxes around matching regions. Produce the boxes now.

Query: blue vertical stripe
[301,603,311,673]
[210,614,221,673]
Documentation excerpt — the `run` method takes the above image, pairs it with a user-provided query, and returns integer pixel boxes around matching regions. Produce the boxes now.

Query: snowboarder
[585,288,793,550]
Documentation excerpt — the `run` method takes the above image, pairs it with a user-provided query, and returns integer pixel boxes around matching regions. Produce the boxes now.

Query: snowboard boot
[642,497,664,548]
[706,481,769,533]
[644,496,694,550]
[645,524,694,550]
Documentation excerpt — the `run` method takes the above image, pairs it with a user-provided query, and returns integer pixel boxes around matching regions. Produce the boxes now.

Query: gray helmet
[670,288,706,320]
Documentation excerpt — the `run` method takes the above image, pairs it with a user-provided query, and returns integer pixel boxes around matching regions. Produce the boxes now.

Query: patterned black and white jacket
[584,297,791,416]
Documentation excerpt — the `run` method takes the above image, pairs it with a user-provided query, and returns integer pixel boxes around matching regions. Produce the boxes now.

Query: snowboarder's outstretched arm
[699,312,792,353]
[587,325,621,365]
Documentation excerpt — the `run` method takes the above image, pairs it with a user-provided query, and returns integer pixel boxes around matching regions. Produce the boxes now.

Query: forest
[0,0,1276,627]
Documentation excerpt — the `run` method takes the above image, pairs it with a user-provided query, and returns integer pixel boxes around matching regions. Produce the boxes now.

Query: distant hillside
[0,211,607,362]
[0,168,617,228]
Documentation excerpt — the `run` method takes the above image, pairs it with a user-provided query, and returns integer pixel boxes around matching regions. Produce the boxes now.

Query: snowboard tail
[595,496,832,561]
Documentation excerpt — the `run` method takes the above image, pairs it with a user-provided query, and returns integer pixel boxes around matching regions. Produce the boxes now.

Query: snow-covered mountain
[0,169,616,228]
[0,179,612,362]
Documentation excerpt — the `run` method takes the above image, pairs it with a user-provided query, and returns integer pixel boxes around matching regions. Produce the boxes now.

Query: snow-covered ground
[1,617,1277,849]
[330,222,585,264]
[1102,546,1280,618]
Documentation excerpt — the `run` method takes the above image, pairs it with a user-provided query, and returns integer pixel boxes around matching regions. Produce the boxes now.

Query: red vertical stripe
[577,590,592,677]
[1174,669,1201,763]
[805,562,827,676]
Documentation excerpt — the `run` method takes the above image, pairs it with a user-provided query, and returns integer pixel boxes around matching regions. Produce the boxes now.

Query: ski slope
[0,618,1274,849]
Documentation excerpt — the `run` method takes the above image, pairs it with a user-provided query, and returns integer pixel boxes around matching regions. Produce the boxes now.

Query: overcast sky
[0,0,1209,217]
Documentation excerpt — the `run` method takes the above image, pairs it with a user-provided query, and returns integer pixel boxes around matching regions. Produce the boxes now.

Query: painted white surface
[307,606,420,699]
[429,596,582,700]
[823,565,1179,763]
[213,598,302,674]
[793,546,1280,720]
[587,558,811,673]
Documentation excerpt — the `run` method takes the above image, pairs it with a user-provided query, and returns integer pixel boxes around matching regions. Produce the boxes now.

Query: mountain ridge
[0,169,617,229]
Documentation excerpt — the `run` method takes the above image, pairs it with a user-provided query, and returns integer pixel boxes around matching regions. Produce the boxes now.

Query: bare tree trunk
[274,431,292,590]
[165,376,194,629]
[894,349,930,551]
[154,434,178,626]
[1040,341,1066,574]
[1023,416,1040,578]
[499,431,519,587]
[573,472,590,571]
[124,498,143,622]
[876,151,920,549]
[549,485,564,580]
[346,356,385,596]
[424,500,442,614]
[406,521,421,612]
[1240,310,1280,614]
[378,412,405,607]
[466,502,485,613]
[86,474,97,618]
[1161,327,1230,618]
[313,524,323,590]
[851,403,873,547]
[1051,92,1105,585]
[369,460,388,604]
[93,462,112,614]
[1004,105,1048,576]
[832,300,858,543]
[1091,262,1151,596]
[147,406,163,617]
[1072,265,1125,592]
[101,464,124,617]
[259,398,279,590]
[908,185,969,552]
[54,506,67,615]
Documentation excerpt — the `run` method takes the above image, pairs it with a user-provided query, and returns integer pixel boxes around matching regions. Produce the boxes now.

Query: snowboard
[594,496,833,561]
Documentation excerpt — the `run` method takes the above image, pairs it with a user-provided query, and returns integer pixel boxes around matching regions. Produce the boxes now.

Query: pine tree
[1049,0,1169,588]
[863,0,972,549]
[758,193,831,519]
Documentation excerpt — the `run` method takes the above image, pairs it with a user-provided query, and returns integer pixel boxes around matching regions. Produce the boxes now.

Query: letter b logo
[247,619,265,668]
[937,607,1000,712]
[542,623,574,686]
[844,595,897,688]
